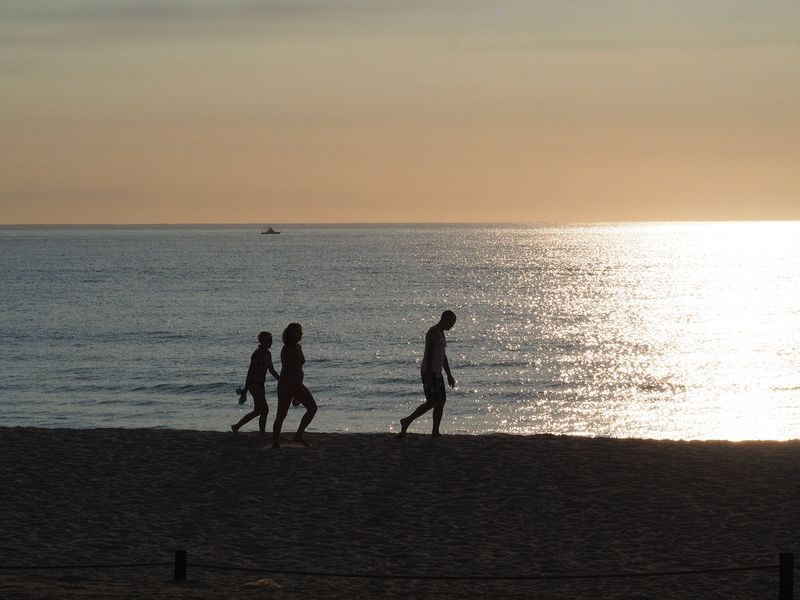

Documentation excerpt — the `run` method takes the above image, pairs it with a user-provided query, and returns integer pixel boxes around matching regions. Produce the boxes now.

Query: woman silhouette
[272,323,317,448]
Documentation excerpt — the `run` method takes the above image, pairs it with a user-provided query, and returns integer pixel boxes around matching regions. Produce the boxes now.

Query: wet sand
[0,427,797,598]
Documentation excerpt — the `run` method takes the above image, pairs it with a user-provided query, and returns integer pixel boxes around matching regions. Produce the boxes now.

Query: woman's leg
[293,386,317,444]
[272,385,292,448]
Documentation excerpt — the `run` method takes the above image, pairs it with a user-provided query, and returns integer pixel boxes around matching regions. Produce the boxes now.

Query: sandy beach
[0,427,797,598]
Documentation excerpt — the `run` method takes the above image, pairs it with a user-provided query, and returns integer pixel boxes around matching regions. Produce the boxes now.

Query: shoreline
[2,428,798,598]
[4,424,798,443]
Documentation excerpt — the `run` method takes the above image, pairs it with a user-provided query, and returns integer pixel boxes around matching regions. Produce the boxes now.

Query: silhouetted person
[272,323,317,448]
[231,331,279,434]
[399,310,457,437]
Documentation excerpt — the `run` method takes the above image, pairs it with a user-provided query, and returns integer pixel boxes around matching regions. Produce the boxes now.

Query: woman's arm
[290,347,305,385]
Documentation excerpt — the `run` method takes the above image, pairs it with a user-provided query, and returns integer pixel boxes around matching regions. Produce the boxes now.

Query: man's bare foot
[431,431,441,437]
[231,424,239,433]
[398,417,410,437]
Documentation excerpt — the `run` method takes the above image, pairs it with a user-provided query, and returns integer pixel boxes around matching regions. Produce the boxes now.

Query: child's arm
[237,351,257,403]
[267,351,279,381]
[244,352,258,384]
[244,350,258,385]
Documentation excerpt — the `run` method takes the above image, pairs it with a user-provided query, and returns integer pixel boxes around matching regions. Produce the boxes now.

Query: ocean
[2,222,799,440]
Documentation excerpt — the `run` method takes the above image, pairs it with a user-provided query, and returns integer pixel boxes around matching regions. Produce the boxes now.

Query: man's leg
[400,373,439,436]
[400,401,434,435]
[431,395,447,436]
[430,375,447,436]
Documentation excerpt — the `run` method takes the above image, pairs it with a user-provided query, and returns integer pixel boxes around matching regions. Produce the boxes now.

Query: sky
[2,1,799,224]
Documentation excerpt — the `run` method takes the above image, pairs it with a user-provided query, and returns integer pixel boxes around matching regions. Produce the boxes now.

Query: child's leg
[232,410,258,432]
[250,385,269,434]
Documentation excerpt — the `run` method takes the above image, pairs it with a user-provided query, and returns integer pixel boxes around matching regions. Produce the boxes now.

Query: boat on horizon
[261,226,280,234]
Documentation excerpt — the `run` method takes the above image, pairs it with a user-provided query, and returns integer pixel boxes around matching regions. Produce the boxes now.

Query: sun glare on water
[648,222,800,440]
[479,222,800,441]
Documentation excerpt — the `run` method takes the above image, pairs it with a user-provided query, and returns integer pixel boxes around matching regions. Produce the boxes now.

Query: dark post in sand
[779,552,794,600]
[174,549,187,581]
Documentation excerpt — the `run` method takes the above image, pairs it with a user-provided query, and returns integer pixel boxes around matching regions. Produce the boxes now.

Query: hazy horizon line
[2,219,799,229]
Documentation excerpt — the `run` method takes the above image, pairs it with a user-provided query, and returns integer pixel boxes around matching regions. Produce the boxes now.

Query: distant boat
[261,227,280,234]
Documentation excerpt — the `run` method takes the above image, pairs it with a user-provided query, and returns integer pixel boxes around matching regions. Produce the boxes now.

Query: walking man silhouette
[399,310,457,437]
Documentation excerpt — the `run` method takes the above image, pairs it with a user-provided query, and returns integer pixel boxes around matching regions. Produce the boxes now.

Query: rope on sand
[0,562,171,571]
[185,561,778,580]
[0,558,780,581]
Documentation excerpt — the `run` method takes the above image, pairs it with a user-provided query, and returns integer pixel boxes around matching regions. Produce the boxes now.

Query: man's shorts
[421,373,446,404]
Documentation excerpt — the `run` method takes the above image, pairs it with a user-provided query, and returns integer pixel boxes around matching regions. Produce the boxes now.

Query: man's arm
[421,328,436,373]
[443,354,455,388]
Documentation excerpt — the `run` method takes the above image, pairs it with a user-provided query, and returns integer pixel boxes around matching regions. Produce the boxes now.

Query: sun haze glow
[2,1,799,224]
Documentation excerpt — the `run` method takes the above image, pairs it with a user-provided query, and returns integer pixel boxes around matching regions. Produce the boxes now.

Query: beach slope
[0,428,797,598]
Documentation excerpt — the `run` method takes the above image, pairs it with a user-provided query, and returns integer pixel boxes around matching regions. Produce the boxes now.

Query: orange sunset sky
[2,1,799,224]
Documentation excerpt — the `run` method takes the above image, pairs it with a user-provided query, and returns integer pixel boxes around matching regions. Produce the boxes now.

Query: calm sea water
[2,223,799,440]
